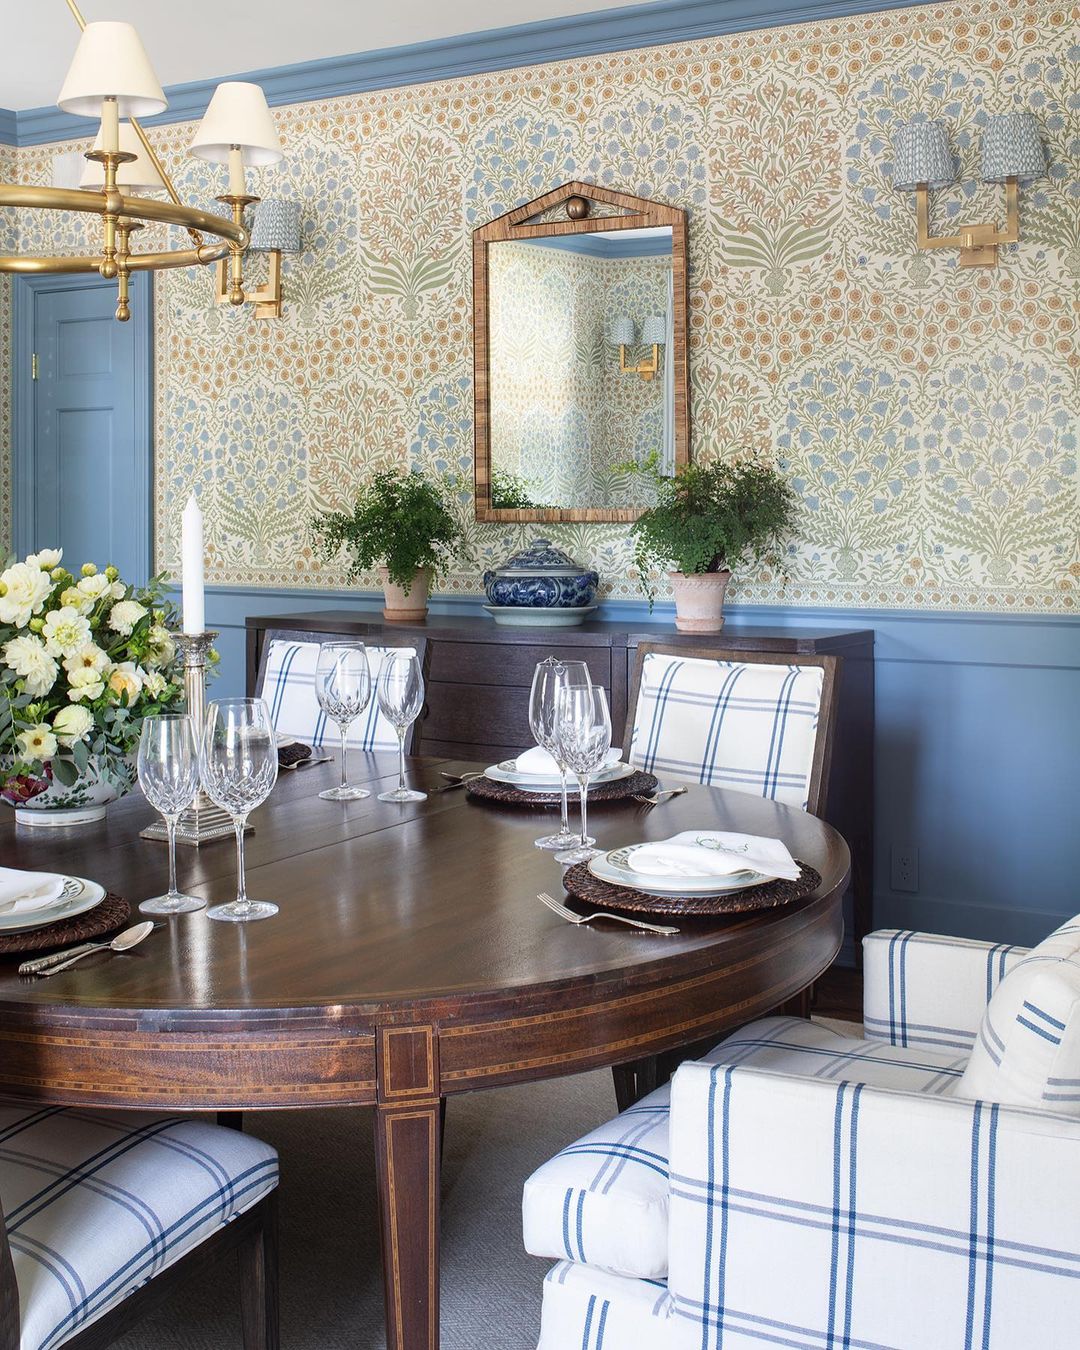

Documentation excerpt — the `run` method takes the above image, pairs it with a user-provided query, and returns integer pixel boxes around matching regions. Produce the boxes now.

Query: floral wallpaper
[489,241,669,505]
[4,0,1077,611]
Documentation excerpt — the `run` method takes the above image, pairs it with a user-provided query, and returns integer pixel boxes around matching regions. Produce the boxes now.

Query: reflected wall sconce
[216,198,301,318]
[892,112,1046,267]
[608,314,666,381]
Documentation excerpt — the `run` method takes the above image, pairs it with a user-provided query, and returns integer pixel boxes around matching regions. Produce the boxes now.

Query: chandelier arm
[0,244,232,275]
[0,184,245,276]
[0,184,246,244]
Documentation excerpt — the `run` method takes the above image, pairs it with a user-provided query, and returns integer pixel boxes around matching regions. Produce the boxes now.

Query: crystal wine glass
[137,713,205,915]
[529,657,593,851]
[200,698,279,922]
[315,642,372,801]
[553,684,612,865]
[375,650,427,803]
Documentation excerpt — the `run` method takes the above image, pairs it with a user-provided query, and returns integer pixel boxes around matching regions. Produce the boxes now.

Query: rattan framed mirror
[473,181,689,523]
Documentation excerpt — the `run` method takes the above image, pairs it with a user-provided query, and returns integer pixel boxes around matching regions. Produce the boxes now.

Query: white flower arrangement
[0,550,185,806]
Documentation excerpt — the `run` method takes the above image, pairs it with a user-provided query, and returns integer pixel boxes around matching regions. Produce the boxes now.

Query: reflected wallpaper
[488,241,669,507]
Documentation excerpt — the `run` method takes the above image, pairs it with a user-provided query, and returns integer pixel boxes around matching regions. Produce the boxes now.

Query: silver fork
[632,786,689,806]
[537,891,679,936]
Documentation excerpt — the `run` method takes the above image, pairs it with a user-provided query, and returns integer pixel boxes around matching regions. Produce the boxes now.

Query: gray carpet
[114,1069,616,1350]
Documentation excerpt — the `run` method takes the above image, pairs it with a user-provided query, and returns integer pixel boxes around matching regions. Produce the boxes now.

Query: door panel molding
[12,272,153,579]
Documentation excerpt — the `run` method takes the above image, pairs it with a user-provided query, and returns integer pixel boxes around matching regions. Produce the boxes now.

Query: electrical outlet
[891,843,919,893]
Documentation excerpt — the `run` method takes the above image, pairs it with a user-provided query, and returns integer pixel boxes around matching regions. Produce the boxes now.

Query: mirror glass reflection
[487,226,674,511]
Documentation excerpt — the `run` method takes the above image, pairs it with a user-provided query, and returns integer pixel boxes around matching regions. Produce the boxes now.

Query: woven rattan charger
[465,770,659,806]
[0,892,131,956]
[561,861,822,918]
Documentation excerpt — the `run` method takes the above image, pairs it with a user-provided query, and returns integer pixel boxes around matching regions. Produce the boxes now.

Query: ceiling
[2,0,643,111]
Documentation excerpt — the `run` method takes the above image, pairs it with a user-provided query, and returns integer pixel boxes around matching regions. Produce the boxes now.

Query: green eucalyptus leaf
[51,756,78,787]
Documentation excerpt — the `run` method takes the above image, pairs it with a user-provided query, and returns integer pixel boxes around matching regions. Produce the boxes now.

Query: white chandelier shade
[79,121,166,194]
[56,20,167,118]
[190,82,283,166]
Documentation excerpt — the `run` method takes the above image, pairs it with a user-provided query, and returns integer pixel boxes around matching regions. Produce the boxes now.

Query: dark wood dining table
[0,754,849,1350]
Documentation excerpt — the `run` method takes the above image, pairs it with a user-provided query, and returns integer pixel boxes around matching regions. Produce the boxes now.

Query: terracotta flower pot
[669,569,731,633]
[379,566,431,622]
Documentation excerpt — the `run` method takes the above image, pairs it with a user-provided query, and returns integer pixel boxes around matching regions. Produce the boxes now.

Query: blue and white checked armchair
[0,1098,278,1349]
[625,647,838,814]
[524,922,1080,1349]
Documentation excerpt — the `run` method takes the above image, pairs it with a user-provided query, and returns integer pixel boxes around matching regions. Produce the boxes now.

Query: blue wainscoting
[175,584,1080,951]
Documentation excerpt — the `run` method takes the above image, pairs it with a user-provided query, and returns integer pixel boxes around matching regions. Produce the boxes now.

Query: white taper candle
[181,494,205,635]
[228,145,245,196]
[100,96,119,154]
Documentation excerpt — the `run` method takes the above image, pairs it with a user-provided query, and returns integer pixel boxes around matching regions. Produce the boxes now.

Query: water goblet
[200,698,279,922]
[137,713,205,915]
[529,657,593,851]
[553,684,612,866]
[375,650,427,803]
[316,642,372,801]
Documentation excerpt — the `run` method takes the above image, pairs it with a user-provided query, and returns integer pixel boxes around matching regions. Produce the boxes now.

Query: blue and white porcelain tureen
[482,539,599,626]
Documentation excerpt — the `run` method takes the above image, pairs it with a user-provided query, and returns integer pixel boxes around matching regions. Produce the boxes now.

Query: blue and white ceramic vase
[482,540,599,627]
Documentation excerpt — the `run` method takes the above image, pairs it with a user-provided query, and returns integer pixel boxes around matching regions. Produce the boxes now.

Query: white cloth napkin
[626,831,801,882]
[0,867,67,914]
[515,745,621,777]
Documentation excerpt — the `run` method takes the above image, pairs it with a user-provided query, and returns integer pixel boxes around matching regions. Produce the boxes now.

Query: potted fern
[629,456,797,632]
[310,469,461,621]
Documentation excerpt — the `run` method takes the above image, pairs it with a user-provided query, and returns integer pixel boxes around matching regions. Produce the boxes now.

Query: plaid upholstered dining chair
[253,628,431,755]
[623,643,840,815]
[0,1099,278,1349]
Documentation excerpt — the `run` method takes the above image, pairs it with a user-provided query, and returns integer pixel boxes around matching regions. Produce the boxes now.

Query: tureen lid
[493,538,588,577]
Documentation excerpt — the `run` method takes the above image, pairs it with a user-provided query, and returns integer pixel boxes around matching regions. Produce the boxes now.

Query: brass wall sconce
[608,314,666,381]
[215,198,301,318]
[893,112,1046,267]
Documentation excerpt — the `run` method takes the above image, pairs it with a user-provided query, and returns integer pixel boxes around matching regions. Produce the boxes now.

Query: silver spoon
[35,922,156,978]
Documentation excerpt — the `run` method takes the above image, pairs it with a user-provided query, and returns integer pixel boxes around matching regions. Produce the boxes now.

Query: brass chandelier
[0,0,285,320]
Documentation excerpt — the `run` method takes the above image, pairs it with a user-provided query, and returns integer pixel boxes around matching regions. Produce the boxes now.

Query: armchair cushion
[958,915,1080,1115]
[536,1261,684,1350]
[0,1097,278,1350]
[522,1016,965,1281]
[863,929,1029,1053]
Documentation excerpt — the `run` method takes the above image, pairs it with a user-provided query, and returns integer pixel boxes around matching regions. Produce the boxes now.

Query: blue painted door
[28,276,150,582]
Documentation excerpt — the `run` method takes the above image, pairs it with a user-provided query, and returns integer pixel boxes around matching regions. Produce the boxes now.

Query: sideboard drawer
[428,641,611,689]
[423,682,535,749]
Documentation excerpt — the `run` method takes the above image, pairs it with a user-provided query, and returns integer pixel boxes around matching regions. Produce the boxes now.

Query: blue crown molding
[14,0,929,147]
[0,108,16,147]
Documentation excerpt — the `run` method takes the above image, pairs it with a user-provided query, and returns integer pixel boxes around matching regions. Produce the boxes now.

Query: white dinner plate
[588,846,770,897]
[0,876,107,934]
[486,761,635,793]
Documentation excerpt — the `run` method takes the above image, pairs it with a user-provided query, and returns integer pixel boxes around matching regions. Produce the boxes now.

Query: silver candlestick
[140,631,246,847]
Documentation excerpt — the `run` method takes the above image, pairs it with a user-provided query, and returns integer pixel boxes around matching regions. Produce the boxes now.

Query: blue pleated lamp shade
[249,198,302,253]
[640,314,666,346]
[981,112,1046,185]
[608,316,636,346]
[892,121,956,191]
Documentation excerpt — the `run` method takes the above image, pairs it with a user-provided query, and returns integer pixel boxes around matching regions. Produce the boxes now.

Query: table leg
[375,1026,441,1350]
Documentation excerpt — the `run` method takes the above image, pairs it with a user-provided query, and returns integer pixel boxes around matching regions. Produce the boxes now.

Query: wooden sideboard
[247,610,874,947]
